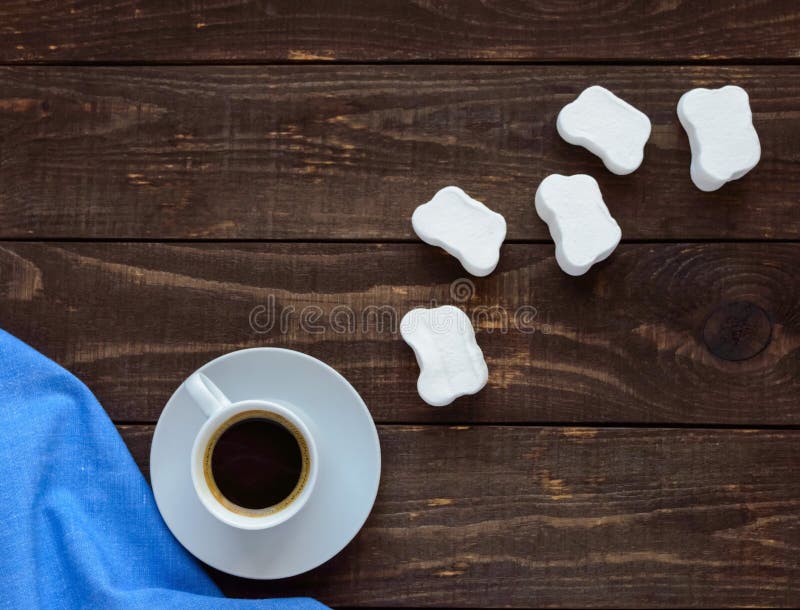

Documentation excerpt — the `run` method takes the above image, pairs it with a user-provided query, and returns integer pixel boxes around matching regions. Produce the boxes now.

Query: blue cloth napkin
[0,330,328,610]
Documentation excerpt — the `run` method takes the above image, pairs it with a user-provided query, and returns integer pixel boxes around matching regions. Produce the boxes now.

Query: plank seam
[0,238,798,245]
[3,59,800,67]
[114,421,800,430]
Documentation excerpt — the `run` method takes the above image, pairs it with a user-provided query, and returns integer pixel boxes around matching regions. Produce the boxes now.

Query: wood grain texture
[2,1,800,63]
[2,241,798,425]
[1,65,799,240]
[4,3,799,607]
[119,424,800,607]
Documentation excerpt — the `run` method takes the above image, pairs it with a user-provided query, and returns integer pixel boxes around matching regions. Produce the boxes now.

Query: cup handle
[185,372,231,418]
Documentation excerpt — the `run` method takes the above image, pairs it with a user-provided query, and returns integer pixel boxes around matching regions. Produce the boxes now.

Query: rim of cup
[190,399,319,531]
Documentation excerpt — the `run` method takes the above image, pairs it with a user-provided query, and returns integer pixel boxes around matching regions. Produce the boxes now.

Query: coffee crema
[202,410,311,517]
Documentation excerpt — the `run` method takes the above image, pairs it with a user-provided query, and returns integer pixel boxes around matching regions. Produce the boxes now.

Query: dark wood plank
[2,241,798,425]
[120,424,800,607]
[2,1,800,63]
[1,65,799,240]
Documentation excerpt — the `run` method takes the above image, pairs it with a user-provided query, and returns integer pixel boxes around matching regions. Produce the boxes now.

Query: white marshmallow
[535,174,621,276]
[412,186,506,277]
[557,86,652,175]
[677,85,761,192]
[400,305,488,407]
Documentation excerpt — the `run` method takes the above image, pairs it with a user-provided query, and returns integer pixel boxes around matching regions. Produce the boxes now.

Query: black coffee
[210,417,304,510]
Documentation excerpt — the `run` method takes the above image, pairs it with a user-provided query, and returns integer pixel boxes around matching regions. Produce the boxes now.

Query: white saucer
[150,348,381,579]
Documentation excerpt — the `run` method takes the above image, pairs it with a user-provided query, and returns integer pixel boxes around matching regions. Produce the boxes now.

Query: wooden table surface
[1,2,799,607]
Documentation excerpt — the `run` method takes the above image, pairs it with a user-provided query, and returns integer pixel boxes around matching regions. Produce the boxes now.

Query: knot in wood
[702,302,772,361]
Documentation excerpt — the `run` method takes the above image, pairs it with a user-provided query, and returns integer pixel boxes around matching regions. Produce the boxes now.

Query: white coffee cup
[185,372,318,531]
